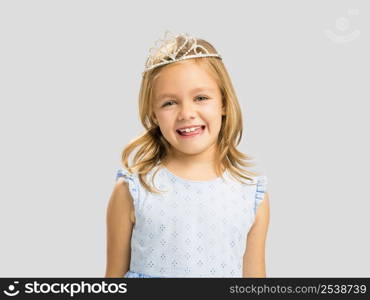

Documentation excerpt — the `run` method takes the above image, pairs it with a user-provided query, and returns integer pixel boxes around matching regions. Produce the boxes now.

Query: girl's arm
[242,192,270,277]
[105,178,135,277]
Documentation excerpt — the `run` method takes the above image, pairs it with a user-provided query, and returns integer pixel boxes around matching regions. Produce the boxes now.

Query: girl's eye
[162,100,175,107]
[196,95,209,101]
[162,96,208,107]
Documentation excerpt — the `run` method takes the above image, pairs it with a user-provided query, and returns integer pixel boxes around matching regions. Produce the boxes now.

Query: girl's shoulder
[255,175,267,194]
[252,174,268,214]
[115,167,140,207]
[233,173,268,214]
[116,167,137,180]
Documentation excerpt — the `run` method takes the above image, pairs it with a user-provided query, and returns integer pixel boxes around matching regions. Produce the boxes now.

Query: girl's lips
[176,125,205,139]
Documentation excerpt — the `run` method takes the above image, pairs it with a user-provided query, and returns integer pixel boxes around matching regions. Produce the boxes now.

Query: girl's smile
[175,125,206,139]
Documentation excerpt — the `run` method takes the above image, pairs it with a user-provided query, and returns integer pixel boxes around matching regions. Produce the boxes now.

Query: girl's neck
[163,149,216,171]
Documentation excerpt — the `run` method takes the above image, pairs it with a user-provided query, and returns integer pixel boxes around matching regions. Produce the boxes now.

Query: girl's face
[152,61,225,157]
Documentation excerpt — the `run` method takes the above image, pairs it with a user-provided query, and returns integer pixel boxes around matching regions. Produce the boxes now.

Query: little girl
[105,31,270,278]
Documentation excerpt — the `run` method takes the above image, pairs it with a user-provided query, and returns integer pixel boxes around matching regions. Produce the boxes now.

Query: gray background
[0,0,368,277]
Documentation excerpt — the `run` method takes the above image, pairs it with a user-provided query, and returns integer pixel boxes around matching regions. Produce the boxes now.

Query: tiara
[142,30,222,74]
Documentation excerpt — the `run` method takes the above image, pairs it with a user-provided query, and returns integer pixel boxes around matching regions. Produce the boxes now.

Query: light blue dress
[115,164,268,278]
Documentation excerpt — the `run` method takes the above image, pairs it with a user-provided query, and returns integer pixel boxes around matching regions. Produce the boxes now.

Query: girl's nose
[177,101,197,120]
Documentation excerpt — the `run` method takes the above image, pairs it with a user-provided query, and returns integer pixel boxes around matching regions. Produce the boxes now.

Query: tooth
[179,126,202,133]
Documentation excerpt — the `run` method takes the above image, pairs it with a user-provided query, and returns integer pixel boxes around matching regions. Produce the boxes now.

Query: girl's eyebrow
[157,87,214,100]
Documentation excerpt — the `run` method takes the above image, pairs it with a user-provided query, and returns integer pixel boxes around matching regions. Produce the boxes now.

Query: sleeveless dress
[115,164,268,278]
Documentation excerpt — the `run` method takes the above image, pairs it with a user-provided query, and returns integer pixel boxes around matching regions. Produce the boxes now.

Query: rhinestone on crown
[142,30,222,75]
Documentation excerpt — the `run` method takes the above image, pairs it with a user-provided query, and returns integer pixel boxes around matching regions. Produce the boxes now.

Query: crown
[142,30,222,75]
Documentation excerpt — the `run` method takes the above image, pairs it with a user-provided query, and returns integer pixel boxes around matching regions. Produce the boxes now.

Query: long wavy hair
[120,34,260,194]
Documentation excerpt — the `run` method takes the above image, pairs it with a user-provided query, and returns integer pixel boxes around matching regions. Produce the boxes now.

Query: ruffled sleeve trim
[116,168,139,208]
[254,175,268,215]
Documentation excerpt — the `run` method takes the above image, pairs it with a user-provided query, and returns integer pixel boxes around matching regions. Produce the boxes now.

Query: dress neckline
[161,165,227,184]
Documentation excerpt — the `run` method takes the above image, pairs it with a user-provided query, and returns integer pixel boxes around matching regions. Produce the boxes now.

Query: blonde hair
[121,35,260,194]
